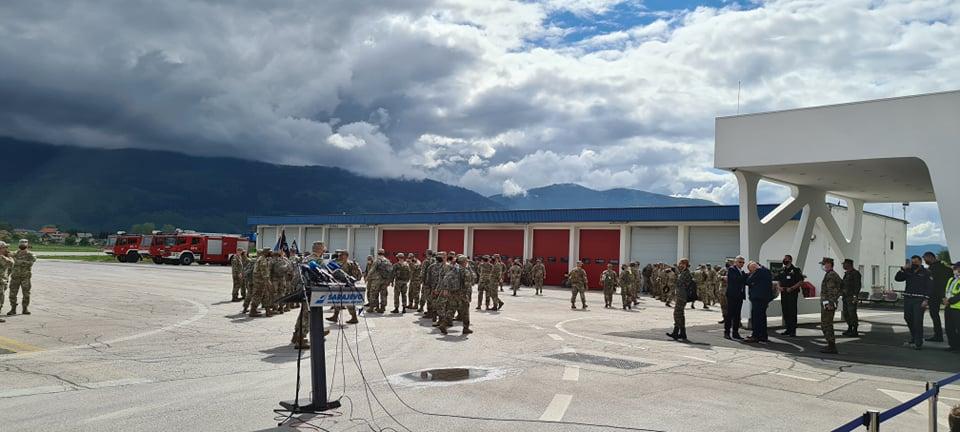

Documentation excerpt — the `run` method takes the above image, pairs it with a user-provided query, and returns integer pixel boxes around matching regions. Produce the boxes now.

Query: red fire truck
[147,232,176,264]
[154,231,249,266]
[103,232,148,263]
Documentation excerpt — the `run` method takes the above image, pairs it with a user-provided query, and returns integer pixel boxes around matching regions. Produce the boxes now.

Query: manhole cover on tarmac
[389,366,521,388]
[544,352,648,370]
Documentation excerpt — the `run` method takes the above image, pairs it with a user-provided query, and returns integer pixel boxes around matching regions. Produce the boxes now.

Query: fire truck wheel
[116,255,126,263]
[179,253,194,266]
[152,256,163,265]
[126,251,140,263]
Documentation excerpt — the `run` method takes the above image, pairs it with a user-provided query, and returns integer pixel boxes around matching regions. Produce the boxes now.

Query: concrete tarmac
[0,260,957,431]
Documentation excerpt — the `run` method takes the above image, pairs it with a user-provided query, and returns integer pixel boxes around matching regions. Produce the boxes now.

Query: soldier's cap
[842,258,854,266]
[18,239,28,245]
[629,262,638,267]
[261,248,272,253]
[377,248,386,255]
[425,249,434,255]
[396,252,405,257]
[0,241,7,248]
[482,254,490,259]
[493,254,500,257]
[334,249,346,253]
[819,257,834,265]
[456,254,468,261]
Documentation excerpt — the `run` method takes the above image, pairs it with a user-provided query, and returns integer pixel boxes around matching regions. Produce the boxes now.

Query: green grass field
[37,255,115,262]
[25,244,100,252]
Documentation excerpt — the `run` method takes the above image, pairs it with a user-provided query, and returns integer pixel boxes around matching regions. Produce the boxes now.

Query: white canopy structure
[715,90,959,269]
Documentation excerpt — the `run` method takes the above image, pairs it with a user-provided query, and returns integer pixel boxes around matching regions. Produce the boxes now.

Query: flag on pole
[274,230,289,255]
[290,240,300,256]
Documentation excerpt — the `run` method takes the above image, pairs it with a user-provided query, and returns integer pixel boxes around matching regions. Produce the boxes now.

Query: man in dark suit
[745,261,774,343]
[723,256,747,340]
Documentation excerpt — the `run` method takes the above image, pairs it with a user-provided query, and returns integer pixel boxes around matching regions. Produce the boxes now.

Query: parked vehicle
[103,232,147,263]
[155,231,249,266]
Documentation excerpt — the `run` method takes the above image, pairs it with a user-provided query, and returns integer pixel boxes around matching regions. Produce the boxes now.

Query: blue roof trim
[248,204,800,226]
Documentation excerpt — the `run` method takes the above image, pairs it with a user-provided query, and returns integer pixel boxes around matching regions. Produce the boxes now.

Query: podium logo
[312,292,365,305]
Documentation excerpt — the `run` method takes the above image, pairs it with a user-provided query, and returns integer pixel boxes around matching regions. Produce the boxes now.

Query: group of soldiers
[593,261,726,312]
[0,239,36,323]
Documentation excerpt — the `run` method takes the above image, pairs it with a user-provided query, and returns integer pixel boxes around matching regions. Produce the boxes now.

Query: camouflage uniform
[641,264,653,294]
[230,253,246,301]
[367,255,393,312]
[670,267,693,339]
[477,260,494,309]
[704,265,718,307]
[618,265,634,309]
[8,247,36,314]
[487,259,504,310]
[328,257,362,323]
[532,261,545,295]
[269,255,287,314]
[664,268,678,305]
[494,258,506,292]
[425,257,445,318]
[241,255,256,312]
[521,260,533,286]
[0,251,13,314]
[418,255,435,312]
[568,266,588,308]
[601,267,619,307]
[717,266,729,321]
[248,252,273,317]
[820,267,844,349]
[692,266,707,309]
[629,263,640,304]
[508,263,522,296]
[392,259,411,312]
[407,257,422,309]
[438,260,473,334]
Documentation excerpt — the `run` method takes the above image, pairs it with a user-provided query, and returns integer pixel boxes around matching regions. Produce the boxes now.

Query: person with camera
[896,255,933,350]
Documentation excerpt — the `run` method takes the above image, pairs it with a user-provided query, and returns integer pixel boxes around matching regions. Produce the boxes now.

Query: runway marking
[767,336,805,352]
[0,336,42,353]
[769,372,819,382]
[555,317,648,350]
[561,346,575,353]
[562,366,580,381]
[548,334,564,341]
[680,355,716,364]
[539,394,573,421]
[502,317,520,322]
[0,378,154,399]
[9,297,209,359]
[531,325,544,330]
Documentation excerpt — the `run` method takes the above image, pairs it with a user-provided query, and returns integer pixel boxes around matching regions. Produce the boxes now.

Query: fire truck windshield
[105,236,117,247]
[163,237,176,247]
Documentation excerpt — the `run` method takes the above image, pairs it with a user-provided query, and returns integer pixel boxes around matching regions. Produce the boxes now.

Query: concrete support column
[568,226,580,271]
[346,227,355,255]
[296,226,304,250]
[619,224,630,265]
[791,204,817,272]
[321,227,328,243]
[464,227,473,257]
[374,226,383,250]
[676,224,689,262]
[256,226,264,249]
[927,158,960,256]
[736,170,763,261]
[428,225,438,251]
[523,225,533,260]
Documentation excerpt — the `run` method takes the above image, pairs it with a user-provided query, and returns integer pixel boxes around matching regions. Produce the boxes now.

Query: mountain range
[490,183,713,209]
[0,138,715,233]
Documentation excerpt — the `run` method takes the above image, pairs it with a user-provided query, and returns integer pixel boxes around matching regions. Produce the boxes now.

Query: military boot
[7,306,17,316]
[293,337,310,350]
[820,342,838,354]
[22,301,30,315]
[249,310,262,317]
[462,327,473,335]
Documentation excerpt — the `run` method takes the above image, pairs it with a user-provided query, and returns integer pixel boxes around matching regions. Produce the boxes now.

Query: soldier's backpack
[686,279,699,301]
[375,257,394,280]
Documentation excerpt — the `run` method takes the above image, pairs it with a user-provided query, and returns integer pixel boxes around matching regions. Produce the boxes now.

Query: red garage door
[579,229,620,290]
[381,230,429,262]
[532,229,569,286]
[437,229,464,254]
[473,229,524,261]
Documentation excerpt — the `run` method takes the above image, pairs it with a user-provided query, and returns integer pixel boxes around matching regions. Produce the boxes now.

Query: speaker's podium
[279,263,365,414]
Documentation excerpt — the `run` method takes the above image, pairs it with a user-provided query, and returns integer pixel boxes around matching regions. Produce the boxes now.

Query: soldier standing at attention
[477,255,493,309]
[618,264,633,309]
[493,254,506,292]
[268,251,287,315]
[392,253,411,314]
[641,263,653,295]
[368,249,393,314]
[249,249,273,318]
[692,264,706,310]
[508,260,522,296]
[667,259,693,342]
[627,262,639,306]
[406,253,422,310]
[241,251,256,314]
[231,249,246,302]
[7,239,36,315]
[522,259,533,287]
[569,261,588,310]
[487,255,505,310]
[532,258,545,295]
[717,262,731,324]
[841,258,863,337]
[0,242,13,323]
[423,251,445,319]
[664,266,678,308]
[417,250,434,312]
[705,263,718,309]
[600,263,618,308]
[326,250,362,325]
[819,257,843,354]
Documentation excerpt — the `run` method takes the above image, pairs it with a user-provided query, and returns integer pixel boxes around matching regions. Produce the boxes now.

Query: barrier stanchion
[831,371,960,431]
[927,381,938,432]
[866,410,880,432]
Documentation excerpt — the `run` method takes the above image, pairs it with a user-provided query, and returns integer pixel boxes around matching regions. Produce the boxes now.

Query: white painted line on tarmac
[531,325,544,330]
[562,366,580,381]
[561,346,575,353]
[0,378,155,399]
[879,388,950,427]
[555,317,648,350]
[548,334,564,341]
[769,372,819,382]
[680,355,716,364]
[502,317,520,322]
[539,394,573,421]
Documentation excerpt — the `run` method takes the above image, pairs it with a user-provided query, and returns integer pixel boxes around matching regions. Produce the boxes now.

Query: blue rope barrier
[831,371,960,431]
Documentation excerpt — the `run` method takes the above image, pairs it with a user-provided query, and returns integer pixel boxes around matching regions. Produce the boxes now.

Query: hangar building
[249,204,905,291]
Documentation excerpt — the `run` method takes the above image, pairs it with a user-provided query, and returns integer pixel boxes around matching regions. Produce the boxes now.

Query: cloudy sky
[1,0,957,244]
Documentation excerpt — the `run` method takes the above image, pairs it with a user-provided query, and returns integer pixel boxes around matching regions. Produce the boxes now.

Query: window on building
[871,265,880,287]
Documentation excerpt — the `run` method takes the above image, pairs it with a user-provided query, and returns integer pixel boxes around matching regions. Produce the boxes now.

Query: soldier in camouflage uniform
[487,255,505,310]
[717,262,731,324]
[664,266,677,308]
[494,254,506,292]
[431,252,455,325]
[366,249,393,313]
[422,252,444,319]
[248,249,273,317]
[508,260,522,296]
[231,249,247,302]
[292,241,331,349]
[241,251,256,314]
[600,263,618,308]
[522,259,533,287]
[568,261,588,309]
[7,239,36,315]
[417,250,434,312]
[667,259,693,341]
[476,255,493,310]
[326,250,362,325]
[406,253,422,310]
[0,242,13,322]
[438,255,474,335]
[269,252,288,315]
[703,263,717,310]
[819,257,843,354]
[618,264,634,309]
[692,264,707,310]
[641,263,653,295]
[391,253,411,314]
[532,258,545,295]
[629,262,640,306]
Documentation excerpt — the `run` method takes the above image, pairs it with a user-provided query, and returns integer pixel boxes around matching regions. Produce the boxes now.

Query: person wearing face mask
[723,256,748,340]
[774,254,804,337]
[923,251,952,342]
[841,259,863,337]
[818,257,844,354]
[943,262,960,352]
[744,261,773,343]
[895,255,932,350]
